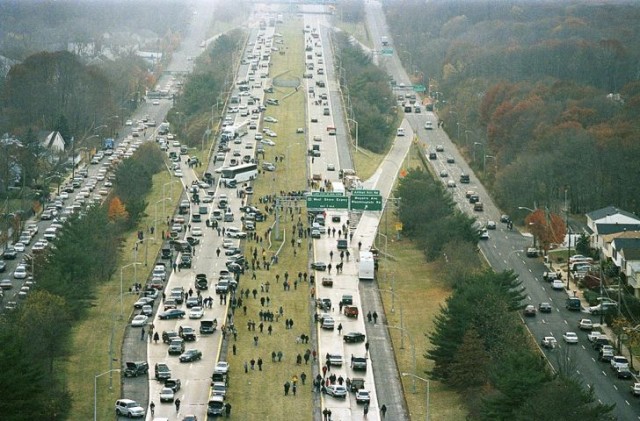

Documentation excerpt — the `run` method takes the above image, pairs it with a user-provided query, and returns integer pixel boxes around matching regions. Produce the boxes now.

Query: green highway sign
[413,84,427,92]
[307,195,349,209]
[352,189,380,196]
[381,48,394,56]
[350,195,383,211]
[311,191,343,196]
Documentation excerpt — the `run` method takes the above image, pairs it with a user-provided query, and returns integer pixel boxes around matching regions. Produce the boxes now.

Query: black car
[164,378,182,392]
[311,262,327,271]
[159,309,185,320]
[617,368,633,379]
[179,255,192,269]
[179,349,203,363]
[2,248,17,260]
[343,332,366,343]
[179,325,197,341]
[227,263,244,274]
[124,361,149,377]
[186,236,200,246]
[225,248,242,257]
[162,330,180,344]
[538,302,552,313]
[195,276,208,290]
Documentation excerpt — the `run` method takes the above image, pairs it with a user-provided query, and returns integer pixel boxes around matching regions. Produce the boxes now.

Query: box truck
[359,251,375,281]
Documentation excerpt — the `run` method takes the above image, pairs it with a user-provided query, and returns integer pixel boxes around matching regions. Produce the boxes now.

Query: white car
[326,384,347,398]
[131,315,148,327]
[13,265,27,279]
[222,239,235,249]
[551,279,565,290]
[264,116,278,123]
[13,242,25,252]
[172,141,181,147]
[255,133,263,141]
[424,121,433,130]
[563,332,579,344]
[396,127,405,136]
[125,120,133,126]
[214,361,229,374]
[189,306,205,319]
[159,387,175,402]
[265,131,277,138]
[174,170,183,178]
[152,100,160,105]
[355,389,371,404]
[191,227,203,237]
[260,139,275,146]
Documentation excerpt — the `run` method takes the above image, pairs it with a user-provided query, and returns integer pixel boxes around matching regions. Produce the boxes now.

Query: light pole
[473,142,483,162]
[94,369,120,421]
[120,262,142,318]
[347,118,359,154]
[484,154,497,172]
[155,197,172,240]
[402,372,430,421]
[385,325,416,387]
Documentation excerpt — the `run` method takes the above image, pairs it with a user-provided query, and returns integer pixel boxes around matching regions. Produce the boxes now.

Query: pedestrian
[250,358,256,370]
[358,241,362,250]
[284,381,290,395]
[216,247,221,257]
[175,398,181,412]
[337,323,342,335]
[372,311,378,324]
[329,250,333,260]
[244,361,248,373]
[380,404,387,418]
[365,341,370,354]
[301,372,307,385]
[153,332,159,343]
[292,383,297,396]
[254,336,259,346]
[173,262,177,272]
[140,329,145,341]
[323,408,329,421]
[364,402,369,416]
[150,401,155,416]
[367,311,372,323]
[232,344,237,355]
[225,402,232,418]
[272,351,277,362]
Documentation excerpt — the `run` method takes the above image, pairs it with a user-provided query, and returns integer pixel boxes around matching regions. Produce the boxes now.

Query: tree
[524,209,567,252]
[448,328,490,390]
[108,196,128,222]
[15,290,71,374]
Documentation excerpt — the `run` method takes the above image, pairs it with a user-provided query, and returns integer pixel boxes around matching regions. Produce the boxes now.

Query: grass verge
[334,19,372,49]
[375,144,468,420]
[225,16,314,421]
[65,167,183,419]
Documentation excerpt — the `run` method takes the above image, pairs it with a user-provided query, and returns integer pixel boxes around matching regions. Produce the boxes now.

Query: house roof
[612,237,640,254]
[601,231,640,244]
[587,206,640,223]
[595,223,640,236]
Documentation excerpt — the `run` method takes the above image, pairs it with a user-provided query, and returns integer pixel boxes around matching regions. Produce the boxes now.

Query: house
[585,206,640,250]
[41,131,66,153]
[609,238,640,298]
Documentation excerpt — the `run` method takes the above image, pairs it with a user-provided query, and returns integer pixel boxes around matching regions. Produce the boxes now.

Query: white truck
[358,251,375,281]
[331,181,345,195]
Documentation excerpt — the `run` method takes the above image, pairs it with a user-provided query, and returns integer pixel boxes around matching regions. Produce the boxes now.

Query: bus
[220,163,258,184]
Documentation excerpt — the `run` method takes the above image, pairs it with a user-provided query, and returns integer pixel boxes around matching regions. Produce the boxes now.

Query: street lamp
[402,372,430,421]
[120,262,142,318]
[472,142,483,162]
[94,369,120,421]
[484,154,497,172]
[384,325,416,387]
[347,118,359,154]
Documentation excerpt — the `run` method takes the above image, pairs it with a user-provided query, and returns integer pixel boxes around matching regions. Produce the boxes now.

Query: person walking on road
[150,401,155,416]
[372,311,378,324]
[380,404,387,418]
[175,398,181,412]
[337,323,342,335]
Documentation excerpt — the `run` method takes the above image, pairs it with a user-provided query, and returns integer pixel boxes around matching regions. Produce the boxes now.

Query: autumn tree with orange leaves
[108,197,128,222]
[524,209,566,252]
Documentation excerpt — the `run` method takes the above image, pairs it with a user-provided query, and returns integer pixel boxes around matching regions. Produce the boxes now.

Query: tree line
[333,31,397,154]
[384,0,640,217]
[0,144,164,419]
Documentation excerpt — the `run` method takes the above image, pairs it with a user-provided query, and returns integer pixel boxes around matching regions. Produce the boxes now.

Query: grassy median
[375,144,467,419]
[225,16,314,421]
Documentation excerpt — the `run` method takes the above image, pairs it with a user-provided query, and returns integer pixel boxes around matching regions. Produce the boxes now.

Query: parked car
[355,389,371,404]
[326,384,348,398]
[124,361,149,378]
[159,309,185,320]
[179,349,203,363]
[343,332,366,343]
[578,319,594,330]
[115,399,145,418]
[131,315,148,327]
[159,387,175,402]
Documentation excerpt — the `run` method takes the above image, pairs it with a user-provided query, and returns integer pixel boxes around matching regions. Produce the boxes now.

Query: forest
[385,0,640,217]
